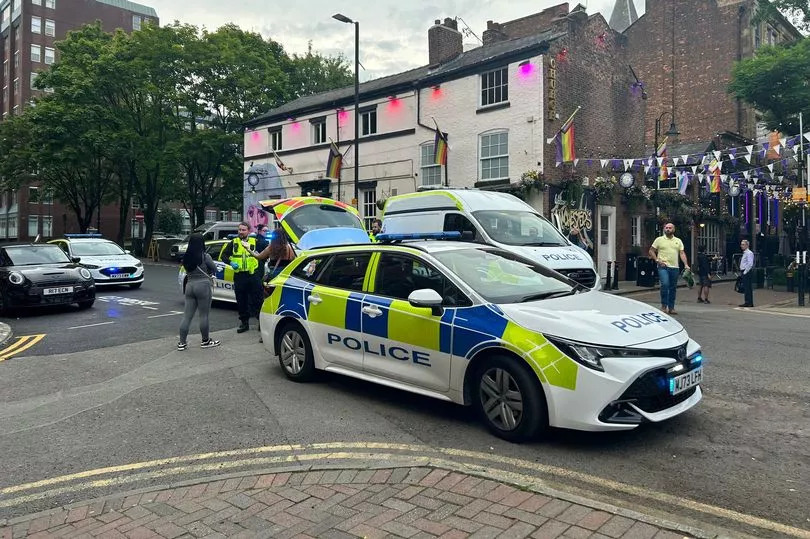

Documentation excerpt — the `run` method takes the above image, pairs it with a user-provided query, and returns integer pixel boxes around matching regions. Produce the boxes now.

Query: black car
[0,243,96,313]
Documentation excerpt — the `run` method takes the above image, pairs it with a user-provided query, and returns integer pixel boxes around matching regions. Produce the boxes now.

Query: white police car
[259,231,703,441]
[49,235,144,288]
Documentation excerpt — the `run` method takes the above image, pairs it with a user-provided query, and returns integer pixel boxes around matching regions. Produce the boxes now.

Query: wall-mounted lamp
[518,60,530,67]
[431,84,441,90]
[518,59,534,77]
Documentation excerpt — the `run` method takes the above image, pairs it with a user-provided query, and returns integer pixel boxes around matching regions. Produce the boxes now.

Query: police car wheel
[474,356,546,442]
[276,322,315,382]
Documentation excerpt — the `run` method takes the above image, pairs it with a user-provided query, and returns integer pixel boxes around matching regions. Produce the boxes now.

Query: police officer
[369,218,382,242]
[221,222,262,333]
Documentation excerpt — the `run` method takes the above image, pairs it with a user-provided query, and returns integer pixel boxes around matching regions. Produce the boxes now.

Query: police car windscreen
[433,248,576,304]
[284,205,364,239]
[472,210,567,246]
[71,241,126,256]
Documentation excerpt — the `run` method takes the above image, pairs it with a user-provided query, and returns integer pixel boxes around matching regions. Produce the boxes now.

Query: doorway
[597,205,616,279]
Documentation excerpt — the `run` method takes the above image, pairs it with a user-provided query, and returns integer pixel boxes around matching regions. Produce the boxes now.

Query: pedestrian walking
[696,244,712,304]
[222,222,263,333]
[739,239,755,307]
[649,222,691,315]
[178,234,220,350]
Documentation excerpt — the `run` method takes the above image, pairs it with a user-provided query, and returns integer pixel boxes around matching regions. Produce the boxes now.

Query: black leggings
[179,280,212,343]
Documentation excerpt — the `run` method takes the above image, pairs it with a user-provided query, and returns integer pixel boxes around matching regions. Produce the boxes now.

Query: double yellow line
[0,334,46,362]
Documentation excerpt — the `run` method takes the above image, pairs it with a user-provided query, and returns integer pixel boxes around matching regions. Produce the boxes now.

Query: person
[649,222,691,315]
[739,239,754,307]
[221,222,262,333]
[178,234,220,350]
[567,226,592,252]
[696,244,712,304]
[250,227,296,279]
[369,218,382,242]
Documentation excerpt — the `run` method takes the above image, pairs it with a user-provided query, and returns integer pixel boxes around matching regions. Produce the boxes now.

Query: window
[28,214,39,237]
[41,189,52,204]
[31,15,41,34]
[697,222,720,255]
[375,253,469,306]
[31,44,41,63]
[32,0,42,5]
[205,242,224,259]
[311,117,326,144]
[0,217,6,239]
[269,128,282,151]
[362,189,376,230]
[30,71,38,89]
[44,47,54,65]
[316,253,371,291]
[44,18,54,36]
[29,186,39,203]
[14,50,19,70]
[205,209,216,222]
[132,15,141,31]
[7,213,18,239]
[42,215,52,236]
[291,255,329,281]
[13,77,19,96]
[479,131,509,181]
[420,142,442,187]
[443,214,478,241]
[480,67,508,106]
[754,23,762,49]
[130,219,144,239]
[45,0,55,8]
[361,107,377,136]
[631,216,641,247]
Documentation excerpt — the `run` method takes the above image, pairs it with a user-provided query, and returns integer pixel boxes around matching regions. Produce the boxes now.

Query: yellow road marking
[0,334,46,362]
[0,442,807,537]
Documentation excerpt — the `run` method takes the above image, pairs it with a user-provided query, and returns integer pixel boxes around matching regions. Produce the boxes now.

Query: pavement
[1,464,721,539]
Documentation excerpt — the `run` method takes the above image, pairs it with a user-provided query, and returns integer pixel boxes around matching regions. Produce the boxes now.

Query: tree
[753,0,810,32]
[156,207,184,234]
[729,37,810,133]
[287,42,354,99]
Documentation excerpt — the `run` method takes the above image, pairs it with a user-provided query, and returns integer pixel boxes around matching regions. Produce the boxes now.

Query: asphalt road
[0,278,808,537]
[0,263,239,355]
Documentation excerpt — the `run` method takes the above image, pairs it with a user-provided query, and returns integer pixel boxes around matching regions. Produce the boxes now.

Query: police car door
[362,252,454,392]
[306,252,372,369]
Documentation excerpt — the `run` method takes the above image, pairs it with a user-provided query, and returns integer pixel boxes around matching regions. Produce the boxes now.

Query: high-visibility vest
[231,237,259,274]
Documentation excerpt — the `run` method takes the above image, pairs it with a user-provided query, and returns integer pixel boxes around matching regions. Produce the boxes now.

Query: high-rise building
[1,0,158,119]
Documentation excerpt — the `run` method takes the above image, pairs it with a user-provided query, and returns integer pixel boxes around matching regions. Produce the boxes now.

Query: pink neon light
[250,131,261,142]
[337,109,348,126]
[431,87,442,99]
[519,62,534,77]
[290,121,300,132]
[387,96,401,112]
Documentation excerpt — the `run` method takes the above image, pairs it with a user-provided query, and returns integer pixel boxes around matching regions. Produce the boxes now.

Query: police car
[259,231,703,441]
[177,239,237,303]
[49,235,144,288]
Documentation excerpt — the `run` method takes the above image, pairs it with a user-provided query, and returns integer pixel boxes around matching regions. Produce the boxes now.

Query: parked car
[170,222,242,260]
[49,235,144,288]
[0,243,96,313]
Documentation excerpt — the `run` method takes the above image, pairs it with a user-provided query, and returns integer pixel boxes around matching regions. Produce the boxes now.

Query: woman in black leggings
[178,233,220,350]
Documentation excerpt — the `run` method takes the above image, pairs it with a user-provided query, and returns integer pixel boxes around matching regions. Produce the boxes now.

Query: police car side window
[444,214,477,241]
[376,254,469,306]
[291,256,329,282]
[315,253,371,292]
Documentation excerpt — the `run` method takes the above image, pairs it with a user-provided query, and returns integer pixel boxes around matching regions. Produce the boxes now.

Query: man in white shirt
[739,239,754,307]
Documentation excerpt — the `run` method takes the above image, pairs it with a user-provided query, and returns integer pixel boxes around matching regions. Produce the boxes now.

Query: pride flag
[556,117,576,163]
[326,141,342,179]
[710,168,722,193]
[678,171,689,195]
[657,137,668,182]
[434,127,448,166]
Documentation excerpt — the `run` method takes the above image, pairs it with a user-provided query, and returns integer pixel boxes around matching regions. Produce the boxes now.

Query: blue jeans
[658,267,680,310]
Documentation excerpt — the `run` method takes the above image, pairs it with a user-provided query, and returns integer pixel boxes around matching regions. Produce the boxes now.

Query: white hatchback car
[50,235,145,288]
[260,233,703,441]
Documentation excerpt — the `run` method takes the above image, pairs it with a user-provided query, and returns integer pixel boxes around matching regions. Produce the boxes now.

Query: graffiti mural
[243,163,287,230]
[548,184,595,249]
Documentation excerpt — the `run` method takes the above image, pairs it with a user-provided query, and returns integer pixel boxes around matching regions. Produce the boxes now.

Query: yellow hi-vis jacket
[230,236,259,274]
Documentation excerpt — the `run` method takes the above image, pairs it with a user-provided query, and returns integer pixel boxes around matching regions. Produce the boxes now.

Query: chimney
[483,20,508,45]
[428,18,463,65]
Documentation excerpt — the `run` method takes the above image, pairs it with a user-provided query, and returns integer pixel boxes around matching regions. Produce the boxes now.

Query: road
[0,263,239,356]
[0,274,808,537]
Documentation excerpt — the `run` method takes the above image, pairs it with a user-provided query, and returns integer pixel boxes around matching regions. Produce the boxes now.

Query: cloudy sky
[145,0,642,81]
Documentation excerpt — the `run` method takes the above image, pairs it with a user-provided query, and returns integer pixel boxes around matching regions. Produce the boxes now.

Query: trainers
[697,298,704,303]
[201,339,221,348]
[177,342,187,351]
[236,323,249,333]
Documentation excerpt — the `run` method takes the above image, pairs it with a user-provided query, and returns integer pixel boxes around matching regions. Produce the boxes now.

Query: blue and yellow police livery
[259,235,703,441]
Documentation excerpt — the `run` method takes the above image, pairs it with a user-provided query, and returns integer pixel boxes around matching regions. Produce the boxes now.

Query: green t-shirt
[652,235,684,268]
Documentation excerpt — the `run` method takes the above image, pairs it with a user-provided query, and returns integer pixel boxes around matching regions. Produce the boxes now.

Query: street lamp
[654,111,680,155]
[333,13,360,206]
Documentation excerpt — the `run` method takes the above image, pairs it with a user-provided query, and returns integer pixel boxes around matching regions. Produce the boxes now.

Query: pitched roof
[608,0,638,33]
[246,28,565,127]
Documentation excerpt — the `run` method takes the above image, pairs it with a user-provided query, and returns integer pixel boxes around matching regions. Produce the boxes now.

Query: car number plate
[109,273,130,278]
[670,366,703,395]
[43,286,74,295]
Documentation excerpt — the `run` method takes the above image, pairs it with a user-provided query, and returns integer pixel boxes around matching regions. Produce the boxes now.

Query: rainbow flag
[555,117,576,163]
[326,141,342,179]
[657,138,668,182]
[710,168,722,193]
[677,171,689,195]
[434,127,448,166]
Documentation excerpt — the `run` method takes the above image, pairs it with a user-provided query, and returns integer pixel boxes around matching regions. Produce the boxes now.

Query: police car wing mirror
[125,250,131,255]
[408,289,444,316]
[71,257,81,264]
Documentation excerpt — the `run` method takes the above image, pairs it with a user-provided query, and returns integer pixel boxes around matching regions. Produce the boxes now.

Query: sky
[144,0,641,81]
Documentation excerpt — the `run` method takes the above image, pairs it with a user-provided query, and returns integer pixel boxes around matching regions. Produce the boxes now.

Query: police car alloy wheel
[276,322,315,381]
[473,356,547,442]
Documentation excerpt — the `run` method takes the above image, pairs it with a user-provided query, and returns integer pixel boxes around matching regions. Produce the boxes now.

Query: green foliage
[559,177,584,207]
[157,207,184,234]
[507,170,547,200]
[592,176,617,204]
[752,0,810,31]
[729,37,810,132]
[287,42,354,99]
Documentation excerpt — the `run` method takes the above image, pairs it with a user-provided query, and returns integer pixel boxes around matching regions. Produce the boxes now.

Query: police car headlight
[135,262,143,268]
[79,268,92,280]
[547,336,651,372]
[8,271,25,286]
[82,264,100,269]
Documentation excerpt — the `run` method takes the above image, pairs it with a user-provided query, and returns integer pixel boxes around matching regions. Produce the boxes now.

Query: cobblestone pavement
[0,467,707,539]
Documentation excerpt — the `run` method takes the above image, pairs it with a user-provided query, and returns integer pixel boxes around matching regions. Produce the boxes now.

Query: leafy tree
[729,37,810,132]
[156,207,184,234]
[753,0,810,31]
[287,42,354,99]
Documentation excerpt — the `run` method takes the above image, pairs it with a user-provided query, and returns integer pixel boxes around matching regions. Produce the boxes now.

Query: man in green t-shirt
[649,223,691,315]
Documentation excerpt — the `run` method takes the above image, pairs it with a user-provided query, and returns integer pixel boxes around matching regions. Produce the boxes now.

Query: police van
[381,190,600,289]
[259,231,703,441]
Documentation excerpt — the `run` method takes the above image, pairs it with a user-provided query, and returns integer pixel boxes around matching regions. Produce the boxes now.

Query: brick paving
[0,467,699,538]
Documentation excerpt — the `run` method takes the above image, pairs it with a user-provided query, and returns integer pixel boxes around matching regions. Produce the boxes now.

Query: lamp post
[333,13,360,207]
[652,111,680,232]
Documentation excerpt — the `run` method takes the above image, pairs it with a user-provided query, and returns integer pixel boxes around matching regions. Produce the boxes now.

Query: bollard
[612,262,619,290]
[605,261,613,290]
[799,252,807,307]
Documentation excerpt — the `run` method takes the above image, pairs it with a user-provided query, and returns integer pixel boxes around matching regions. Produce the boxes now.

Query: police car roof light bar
[65,233,103,238]
[375,231,462,243]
